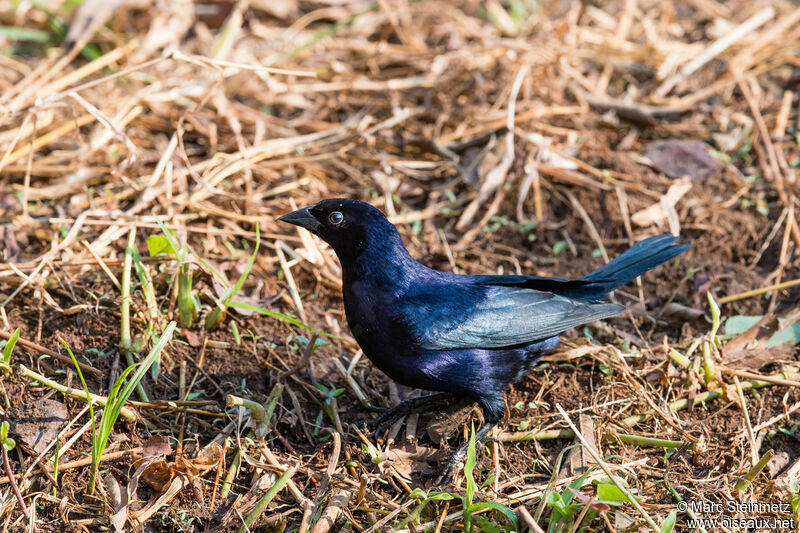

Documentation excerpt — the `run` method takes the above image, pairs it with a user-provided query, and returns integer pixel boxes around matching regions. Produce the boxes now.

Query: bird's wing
[402,284,624,350]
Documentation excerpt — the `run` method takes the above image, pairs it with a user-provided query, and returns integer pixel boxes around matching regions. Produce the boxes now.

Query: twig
[733,376,758,466]
[311,430,341,518]
[2,444,30,524]
[81,240,120,290]
[333,358,368,406]
[604,434,684,449]
[517,506,544,533]
[262,383,285,428]
[309,489,352,533]
[237,467,296,533]
[719,368,800,388]
[220,448,241,501]
[0,330,101,376]
[621,372,795,426]
[718,278,800,304]
[565,191,609,262]
[226,395,266,422]
[120,227,149,403]
[18,366,137,422]
[655,6,775,97]
[555,404,659,532]
[362,499,415,533]
[751,401,800,433]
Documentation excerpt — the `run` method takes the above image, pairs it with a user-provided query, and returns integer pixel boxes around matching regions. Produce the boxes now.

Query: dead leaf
[140,436,171,457]
[220,473,274,525]
[660,302,709,322]
[183,330,203,347]
[142,460,175,492]
[721,315,796,369]
[381,444,444,479]
[141,442,221,494]
[130,475,187,527]
[645,140,721,181]
[723,315,774,357]
[425,399,474,444]
[723,345,793,371]
[631,177,692,227]
[7,398,68,455]
[543,345,606,362]
[767,451,790,478]
[105,474,128,533]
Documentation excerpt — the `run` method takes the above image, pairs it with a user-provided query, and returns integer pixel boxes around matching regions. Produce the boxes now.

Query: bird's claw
[351,412,401,441]
[434,451,466,486]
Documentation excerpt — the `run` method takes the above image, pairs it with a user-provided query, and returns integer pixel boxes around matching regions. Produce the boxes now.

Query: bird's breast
[342,279,428,386]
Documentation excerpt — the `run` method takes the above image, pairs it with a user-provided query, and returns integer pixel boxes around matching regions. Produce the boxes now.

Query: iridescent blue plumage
[279,198,690,479]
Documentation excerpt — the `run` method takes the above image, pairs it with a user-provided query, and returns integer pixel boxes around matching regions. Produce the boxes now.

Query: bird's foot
[432,422,496,486]
[352,411,404,441]
[354,393,455,440]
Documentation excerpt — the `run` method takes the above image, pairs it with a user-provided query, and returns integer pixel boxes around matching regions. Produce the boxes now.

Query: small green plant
[205,225,260,330]
[120,228,149,402]
[131,242,160,346]
[540,467,598,533]
[52,435,60,497]
[0,421,15,452]
[398,488,456,529]
[316,382,345,427]
[463,423,520,532]
[0,327,20,375]
[64,321,176,496]
[660,511,677,533]
[153,220,197,329]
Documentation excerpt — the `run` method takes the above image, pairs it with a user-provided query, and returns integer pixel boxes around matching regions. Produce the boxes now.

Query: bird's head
[278,198,408,266]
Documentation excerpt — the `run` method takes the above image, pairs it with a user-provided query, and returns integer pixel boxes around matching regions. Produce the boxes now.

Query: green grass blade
[469,501,520,531]
[226,224,260,306]
[229,300,349,342]
[154,219,184,261]
[154,219,196,328]
[61,339,97,494]
[659,511,677,533]
[95,364,137,466]
[205,226,261,330]
[464,422,477,533]
[117,321,176,406]
[177,264,195,328]
[707,291,721,341]
[0,26,49,42]
[2,328,20,365]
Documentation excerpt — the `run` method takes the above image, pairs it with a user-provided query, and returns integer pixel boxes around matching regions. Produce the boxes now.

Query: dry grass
[1,0,799,531]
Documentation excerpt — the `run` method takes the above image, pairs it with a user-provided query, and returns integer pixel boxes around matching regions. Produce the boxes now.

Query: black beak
[278,206,321,232]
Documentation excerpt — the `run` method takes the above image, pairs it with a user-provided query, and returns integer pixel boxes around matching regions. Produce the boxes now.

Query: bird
[279,198,690,481]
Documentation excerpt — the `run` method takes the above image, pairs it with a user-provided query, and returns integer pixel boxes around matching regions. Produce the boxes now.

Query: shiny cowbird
[279,198,689,479]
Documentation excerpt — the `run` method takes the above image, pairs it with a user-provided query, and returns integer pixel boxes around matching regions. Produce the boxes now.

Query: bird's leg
[357,392,454,438]
[437,421,495,485]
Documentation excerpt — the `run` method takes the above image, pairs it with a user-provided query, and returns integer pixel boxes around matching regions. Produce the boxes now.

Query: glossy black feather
[279,199,690,424]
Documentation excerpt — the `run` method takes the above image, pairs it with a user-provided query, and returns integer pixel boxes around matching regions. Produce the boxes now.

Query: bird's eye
[328,211,344,225]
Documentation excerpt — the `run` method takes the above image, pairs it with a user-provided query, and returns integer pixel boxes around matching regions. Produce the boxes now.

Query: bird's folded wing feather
[404,286,623,350]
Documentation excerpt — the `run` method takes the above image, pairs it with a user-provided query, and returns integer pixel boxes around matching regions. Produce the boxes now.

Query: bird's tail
[568,234,690,301]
